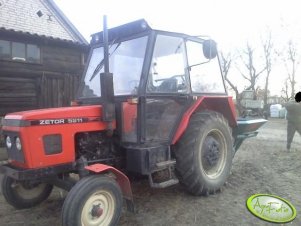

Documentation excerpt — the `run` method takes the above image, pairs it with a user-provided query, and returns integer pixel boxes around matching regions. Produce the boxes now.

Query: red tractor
[0,18,266,225]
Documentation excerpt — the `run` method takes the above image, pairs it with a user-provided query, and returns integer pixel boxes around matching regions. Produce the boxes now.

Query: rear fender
[172,96,237,144]
[85,164,134,212]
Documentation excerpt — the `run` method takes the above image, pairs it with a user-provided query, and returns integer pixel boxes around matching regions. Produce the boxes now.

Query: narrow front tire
[1,176,53,209]
[62,175,123,226]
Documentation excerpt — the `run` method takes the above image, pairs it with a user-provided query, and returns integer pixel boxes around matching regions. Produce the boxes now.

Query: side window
[186,41,225,93]
[12,42,26,61]
[0,40,41,63]
[0,40,11,60]
[27,44,41,63]
[147,35,188,93]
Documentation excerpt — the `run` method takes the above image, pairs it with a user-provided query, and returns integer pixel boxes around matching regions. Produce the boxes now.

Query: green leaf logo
[246,194,297,223]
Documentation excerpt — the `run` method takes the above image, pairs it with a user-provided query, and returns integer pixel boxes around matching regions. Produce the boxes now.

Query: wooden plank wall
[0,76,38,115]
[38,73,80,108]
[0,42,87,116]
[0,74,80,116]
[42,45,84,74]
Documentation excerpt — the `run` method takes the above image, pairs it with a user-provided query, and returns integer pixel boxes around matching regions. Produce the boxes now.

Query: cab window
[186,40,225,93]
[147,35,188,94]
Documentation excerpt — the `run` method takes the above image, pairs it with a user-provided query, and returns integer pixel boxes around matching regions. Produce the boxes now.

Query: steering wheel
[171,74,186,82]
[156,75,187,92]
[171,74,187,91]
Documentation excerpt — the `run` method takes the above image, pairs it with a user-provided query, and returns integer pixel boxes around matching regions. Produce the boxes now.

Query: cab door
[141,34,191,143]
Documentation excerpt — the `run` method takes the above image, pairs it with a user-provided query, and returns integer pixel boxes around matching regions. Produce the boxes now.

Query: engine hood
[3,105,103,126]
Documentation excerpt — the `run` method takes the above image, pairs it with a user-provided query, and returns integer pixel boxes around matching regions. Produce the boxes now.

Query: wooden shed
[0,0,89,116]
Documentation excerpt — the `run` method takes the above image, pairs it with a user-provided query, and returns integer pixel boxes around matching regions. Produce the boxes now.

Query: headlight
[15,137,22,151]
[5,136,12,149]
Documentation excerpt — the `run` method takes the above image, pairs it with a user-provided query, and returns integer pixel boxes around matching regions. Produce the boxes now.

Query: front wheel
[62,175,123,226]
[1,175,53,209]
[174,111,233,195]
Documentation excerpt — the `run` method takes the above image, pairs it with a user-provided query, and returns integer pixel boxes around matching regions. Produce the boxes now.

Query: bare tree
[283,40,300,99]
[236,43,266,99]
[220,52,237,96]
[281,78,290,102]
[261,30,274,105]
[220,52,243,114]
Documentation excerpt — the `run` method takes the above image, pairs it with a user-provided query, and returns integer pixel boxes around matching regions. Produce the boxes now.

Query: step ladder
[148,147,179,188]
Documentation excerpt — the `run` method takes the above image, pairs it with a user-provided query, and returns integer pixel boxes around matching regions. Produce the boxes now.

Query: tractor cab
[77,19,227,145]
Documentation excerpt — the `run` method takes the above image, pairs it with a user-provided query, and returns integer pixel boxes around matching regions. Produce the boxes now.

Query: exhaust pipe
[100,15,115,122]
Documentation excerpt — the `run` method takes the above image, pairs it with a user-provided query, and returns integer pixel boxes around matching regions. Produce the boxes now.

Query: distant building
[0,0,89,116]
[267,95,282,105]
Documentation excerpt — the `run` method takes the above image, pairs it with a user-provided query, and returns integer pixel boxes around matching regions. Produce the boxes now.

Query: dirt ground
[0,118,300,226]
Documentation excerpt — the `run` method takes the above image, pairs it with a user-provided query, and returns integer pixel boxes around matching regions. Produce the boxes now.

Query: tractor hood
[2,105,106,127]
[2,105,114,168]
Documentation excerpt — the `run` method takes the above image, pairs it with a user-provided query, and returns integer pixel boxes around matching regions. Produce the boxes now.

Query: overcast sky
[54,0,301,95]
[54,0,301,46]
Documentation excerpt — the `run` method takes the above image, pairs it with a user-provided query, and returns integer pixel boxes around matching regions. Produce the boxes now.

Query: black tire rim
[200,129,227,179]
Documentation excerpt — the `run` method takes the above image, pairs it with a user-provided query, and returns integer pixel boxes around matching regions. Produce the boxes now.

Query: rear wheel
[174,111,233,195]
[62,175,122,226]
[1,175,53,209]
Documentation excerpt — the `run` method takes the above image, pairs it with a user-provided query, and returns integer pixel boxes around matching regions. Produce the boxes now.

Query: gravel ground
[0,118,300,226]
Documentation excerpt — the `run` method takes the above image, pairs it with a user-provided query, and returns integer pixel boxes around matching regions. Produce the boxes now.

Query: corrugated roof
[0,0,88,45]
[0,27,87,47]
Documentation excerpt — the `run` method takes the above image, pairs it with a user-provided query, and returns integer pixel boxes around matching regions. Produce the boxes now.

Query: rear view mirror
[203,39,217,59]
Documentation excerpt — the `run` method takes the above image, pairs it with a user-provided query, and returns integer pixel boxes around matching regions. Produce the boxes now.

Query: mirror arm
[187,60,210,70]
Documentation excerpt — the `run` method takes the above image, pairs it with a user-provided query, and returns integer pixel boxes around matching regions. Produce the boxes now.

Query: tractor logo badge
[246,194,297,223]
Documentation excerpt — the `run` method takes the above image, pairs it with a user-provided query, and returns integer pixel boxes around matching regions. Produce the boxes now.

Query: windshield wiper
[89,42,121,82]
[89,59,105,82]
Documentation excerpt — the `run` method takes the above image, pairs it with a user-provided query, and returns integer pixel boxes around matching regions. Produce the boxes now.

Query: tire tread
[174,111,233,196]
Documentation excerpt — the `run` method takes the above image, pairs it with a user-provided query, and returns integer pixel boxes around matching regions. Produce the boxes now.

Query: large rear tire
[174,111,233,195]
[62,175,123,226]
[1,175,53,209]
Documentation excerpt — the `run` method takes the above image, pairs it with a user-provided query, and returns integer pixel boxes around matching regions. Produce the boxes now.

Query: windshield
[79,36,148,98]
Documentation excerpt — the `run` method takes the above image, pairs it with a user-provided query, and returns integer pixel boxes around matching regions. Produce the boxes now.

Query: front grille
[3,131,24,163]
[43,134,62,155]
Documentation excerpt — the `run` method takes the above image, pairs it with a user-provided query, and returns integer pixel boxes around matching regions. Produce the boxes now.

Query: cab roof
[90,19,203,45]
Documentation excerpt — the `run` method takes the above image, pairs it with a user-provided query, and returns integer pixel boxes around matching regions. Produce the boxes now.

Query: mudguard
[85,163,134,212]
